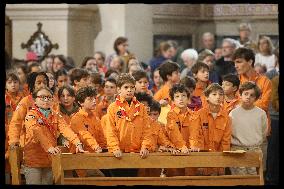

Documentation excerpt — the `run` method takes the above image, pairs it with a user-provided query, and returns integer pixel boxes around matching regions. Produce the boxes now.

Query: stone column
[94,4,153,64]
[6,4,98,66]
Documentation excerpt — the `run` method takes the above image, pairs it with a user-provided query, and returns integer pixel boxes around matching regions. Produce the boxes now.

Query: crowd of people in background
[5,22,279,185]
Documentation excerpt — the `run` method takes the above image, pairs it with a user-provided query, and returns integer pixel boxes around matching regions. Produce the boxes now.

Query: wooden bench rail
[51,151,264,186]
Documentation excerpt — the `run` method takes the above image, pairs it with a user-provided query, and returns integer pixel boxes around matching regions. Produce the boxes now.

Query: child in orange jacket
[180,76,203,111]
[135,93,175,152]
[221,73,241,113]
[71,86,107,153]
[153,60,180,124]
[191,61,211,107]
[189,83,232,176]
[5,72,25,184]
[132,69,153,96]
[56,85,80,147]
[23,86,85,184]
[105,73,153,177]
[8,72,51,149]
[95,77,117,119]
[69,68,90,93]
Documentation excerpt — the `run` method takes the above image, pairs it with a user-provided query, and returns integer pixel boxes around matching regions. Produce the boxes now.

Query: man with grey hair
[198,32,216,53]
[238,22,257,51]
[213,38,237,84]
[180,48,198,79]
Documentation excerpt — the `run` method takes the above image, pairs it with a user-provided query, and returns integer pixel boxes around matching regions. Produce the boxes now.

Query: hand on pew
[9,143,20,150]
[113,149,122,159]
[140,148,149,159]
[189,147,200,152]
[94,145,102,153]
[48,146,61,155]
[75,143,88,153]
[179,146,190,154]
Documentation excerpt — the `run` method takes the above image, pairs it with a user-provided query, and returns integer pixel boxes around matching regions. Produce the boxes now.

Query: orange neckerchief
[115,95,140,121]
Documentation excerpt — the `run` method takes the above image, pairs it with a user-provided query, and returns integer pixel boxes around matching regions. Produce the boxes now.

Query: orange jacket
[70,108,107,151]
[105,96,153,153]
[239,71,272,112]
[8,95,58,147]
[153,83,171,103]
[56,104,79,125]
[23,108,80,167]
[189,106,232,151]
[149,118,174,152]
[192,81,210,97]
[223,96,241,114]
[5,91,25,171]
[166,107,195,149]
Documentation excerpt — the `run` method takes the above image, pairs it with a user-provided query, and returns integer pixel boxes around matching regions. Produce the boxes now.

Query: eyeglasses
[37,95,53,101]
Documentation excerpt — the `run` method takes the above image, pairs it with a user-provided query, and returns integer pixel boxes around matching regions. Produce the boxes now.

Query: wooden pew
[9,146,68,185]
[9,146,23,185]
[51,151,264,186]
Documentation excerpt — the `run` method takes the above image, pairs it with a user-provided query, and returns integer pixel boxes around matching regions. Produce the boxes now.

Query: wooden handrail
[51,151,264,186]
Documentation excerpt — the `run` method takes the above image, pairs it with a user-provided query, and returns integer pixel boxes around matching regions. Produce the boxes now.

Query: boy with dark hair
[96,77,117,119]
[70,86,107,177]
[132,70,153,96]
[69,68,90,92]
[190,83,231,175]
[154,60,180,105]
[54,69,68,88]
[232,47,272,135]
[27,62,42,74]
[180,76,202,111]
[105,73,152,176]
[166,83,197,176]
[191,61,210,98]
[153,60,180,124]
[222,73,241,113]
[88,72,104,96]
[229,81,267,175]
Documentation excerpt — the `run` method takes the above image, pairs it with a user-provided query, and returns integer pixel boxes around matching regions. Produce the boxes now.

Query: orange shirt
[153,83,171,103]
[105,96,152,153]
[56,104,79,125]
[192,81,210,97]
[21,83,29,96]
[189,106,232,152]
[149,118,174,152]
[23,108,80,167]
[239,71,272,112]
[70,108,107,151]
[166,107,195,149]
[223,96,241,114]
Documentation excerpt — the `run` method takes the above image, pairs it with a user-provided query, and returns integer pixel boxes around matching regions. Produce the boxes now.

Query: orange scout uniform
[70,108,107,151]
[189,106,232,151]
[165,106,197,176]
[239,71,272,134]
[166,107,195,149]
[153,83,171,104]
[5,91,25,172]
[8,95,58,147]
[105,96,153,153]
[189,106,232,175]
[149,118,174,152]
[223,96,241,114]
[23,107,80,168]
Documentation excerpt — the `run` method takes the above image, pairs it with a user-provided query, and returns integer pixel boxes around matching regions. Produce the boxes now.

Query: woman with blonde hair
[255,36,276,72]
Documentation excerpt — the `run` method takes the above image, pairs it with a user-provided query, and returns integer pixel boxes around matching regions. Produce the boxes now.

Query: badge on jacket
[116,110,123,118]
[37,118,44,125]
[202,122,209,128]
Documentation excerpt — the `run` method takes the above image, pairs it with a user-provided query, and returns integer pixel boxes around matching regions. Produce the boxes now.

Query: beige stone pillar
[6,4,98,66]
[94,4,153,63]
